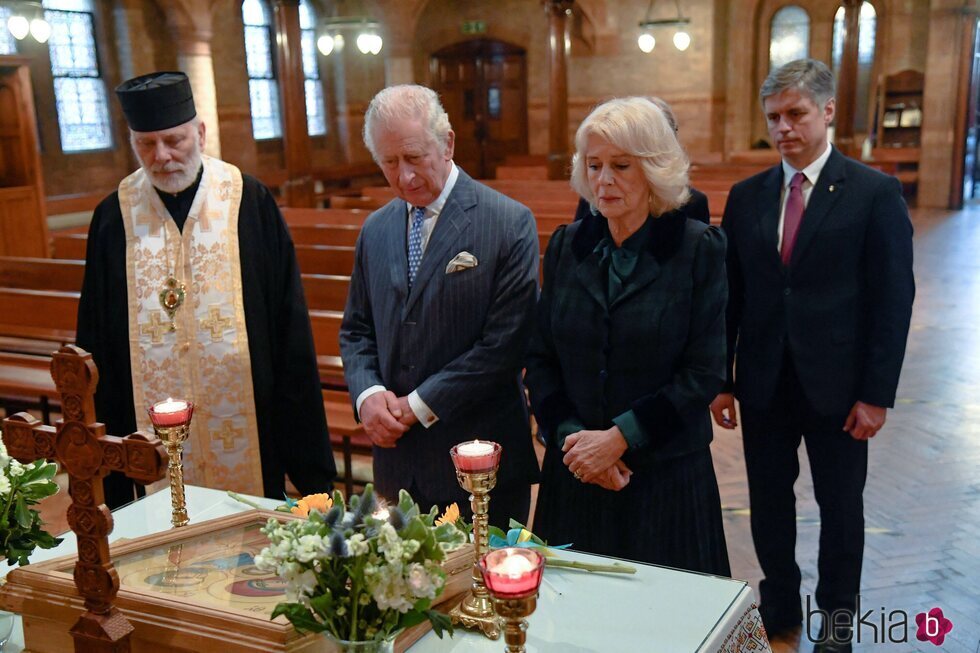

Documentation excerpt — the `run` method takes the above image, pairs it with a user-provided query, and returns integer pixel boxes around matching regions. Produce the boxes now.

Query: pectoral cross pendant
[159,277,186,331]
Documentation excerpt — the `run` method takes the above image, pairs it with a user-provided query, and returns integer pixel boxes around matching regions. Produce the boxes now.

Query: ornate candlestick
[478,548,545,653]
[147,398,194,527]
[449,440,503,639]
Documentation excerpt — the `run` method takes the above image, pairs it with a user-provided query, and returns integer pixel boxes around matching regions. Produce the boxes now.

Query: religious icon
[160,277,186,329]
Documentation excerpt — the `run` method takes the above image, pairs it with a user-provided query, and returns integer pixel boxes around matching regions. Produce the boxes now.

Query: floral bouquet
[0,437,62,566]
[252,484,466,644]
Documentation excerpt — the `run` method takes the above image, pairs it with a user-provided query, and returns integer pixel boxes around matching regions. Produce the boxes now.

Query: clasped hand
[562,427,632,491]
[360,391,417,448]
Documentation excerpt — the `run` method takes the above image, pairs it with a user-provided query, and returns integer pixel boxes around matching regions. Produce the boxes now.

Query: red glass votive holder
[148,398,194,428]
[450,440,502,474]
[478,548,545,599]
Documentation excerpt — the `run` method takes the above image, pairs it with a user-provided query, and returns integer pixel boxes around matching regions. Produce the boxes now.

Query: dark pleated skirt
[533,445,731,576]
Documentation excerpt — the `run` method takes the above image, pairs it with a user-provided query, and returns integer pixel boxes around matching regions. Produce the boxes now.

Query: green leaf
[271,603,325,634]
[13,496,32,529]
[426,610,454,638]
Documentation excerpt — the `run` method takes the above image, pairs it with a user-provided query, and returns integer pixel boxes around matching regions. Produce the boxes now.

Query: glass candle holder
[148,398,194,527]
[479,548,545,653]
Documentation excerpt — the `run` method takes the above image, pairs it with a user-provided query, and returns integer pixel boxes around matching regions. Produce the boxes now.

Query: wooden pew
[0,288,78,345]
[281,207,371,226]
[51,233,88,260]
[301,274,350,312]
[294,245,357,277]
[0,257,85,292]
[290,224,361,247]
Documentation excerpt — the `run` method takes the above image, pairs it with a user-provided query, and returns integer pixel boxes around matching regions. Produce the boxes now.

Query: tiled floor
[712,205,980,653]
[29,204,980,652]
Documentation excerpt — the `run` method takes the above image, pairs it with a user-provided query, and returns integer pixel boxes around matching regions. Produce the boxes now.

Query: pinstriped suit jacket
[339,168,541,501]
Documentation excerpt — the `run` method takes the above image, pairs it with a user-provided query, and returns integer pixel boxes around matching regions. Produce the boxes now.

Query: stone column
[543,0,574,180]
[166,3,222,159]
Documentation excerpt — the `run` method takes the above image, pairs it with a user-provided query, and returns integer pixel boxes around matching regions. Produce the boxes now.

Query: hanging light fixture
[318,16,382,56]
[6,1,50,43]
[638,0,691,53]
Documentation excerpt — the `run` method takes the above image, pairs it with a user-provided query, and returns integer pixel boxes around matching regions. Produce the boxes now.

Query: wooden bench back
[301,274,350,312]
[0,288,78,343]
[51,233,88,260]
[294,245,357,277]
[0,257,85,292]
[290,224,361,247]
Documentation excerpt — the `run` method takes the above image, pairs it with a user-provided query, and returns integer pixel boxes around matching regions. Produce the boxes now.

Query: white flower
[348,533,369,557]
[293,534,327,563]
[0,474,10,497]
[377,523,404,563]
[405,563,437,599]
[285,569,318,602]
[8,460,24,477]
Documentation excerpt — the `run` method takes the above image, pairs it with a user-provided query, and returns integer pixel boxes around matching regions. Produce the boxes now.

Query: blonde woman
[525,97,730,573]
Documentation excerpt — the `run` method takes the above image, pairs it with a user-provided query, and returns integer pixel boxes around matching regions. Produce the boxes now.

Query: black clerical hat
[115,71,197,132]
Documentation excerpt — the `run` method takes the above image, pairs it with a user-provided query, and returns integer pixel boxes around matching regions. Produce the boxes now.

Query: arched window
[42,0,113,152]
[0,6,17,55]
[300,0,326,136]
[769,5,810,71]
[832,2,877,132]
[242,0,282,140]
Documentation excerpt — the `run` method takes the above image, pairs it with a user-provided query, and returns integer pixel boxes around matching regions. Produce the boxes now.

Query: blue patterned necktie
[407,206,426,290]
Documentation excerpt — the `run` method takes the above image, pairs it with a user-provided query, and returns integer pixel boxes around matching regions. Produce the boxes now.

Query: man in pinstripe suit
[340,85,540,527]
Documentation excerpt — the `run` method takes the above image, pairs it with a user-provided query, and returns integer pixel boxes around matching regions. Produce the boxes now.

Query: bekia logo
[915,608,953,646]
[806,596,954,646]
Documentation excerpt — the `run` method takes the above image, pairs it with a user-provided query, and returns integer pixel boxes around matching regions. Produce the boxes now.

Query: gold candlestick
[479,548,545,653]
[449,441,503,639]
[148,400,194,528]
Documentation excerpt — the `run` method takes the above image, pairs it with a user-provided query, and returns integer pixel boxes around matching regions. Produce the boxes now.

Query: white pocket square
[446,251,479,274]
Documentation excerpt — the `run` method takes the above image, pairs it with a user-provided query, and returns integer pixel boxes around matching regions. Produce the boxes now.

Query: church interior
[0,0,978,652]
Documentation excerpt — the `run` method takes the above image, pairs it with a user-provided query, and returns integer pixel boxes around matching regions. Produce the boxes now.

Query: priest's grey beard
[142,143,203,194]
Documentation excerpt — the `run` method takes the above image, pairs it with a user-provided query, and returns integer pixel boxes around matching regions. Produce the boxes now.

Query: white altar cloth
[0,486,770,653]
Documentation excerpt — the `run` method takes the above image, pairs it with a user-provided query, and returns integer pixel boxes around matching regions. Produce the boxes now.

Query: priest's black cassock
[76,168,336,508]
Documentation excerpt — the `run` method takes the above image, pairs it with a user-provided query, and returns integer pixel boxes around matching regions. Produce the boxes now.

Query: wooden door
[0,57,49,258]
[430,40,528,179]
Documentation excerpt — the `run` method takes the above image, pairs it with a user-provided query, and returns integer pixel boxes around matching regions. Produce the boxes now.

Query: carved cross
[2,345,168,653]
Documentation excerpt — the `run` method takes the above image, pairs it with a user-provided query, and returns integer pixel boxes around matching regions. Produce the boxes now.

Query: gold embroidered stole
[119,156,264,496]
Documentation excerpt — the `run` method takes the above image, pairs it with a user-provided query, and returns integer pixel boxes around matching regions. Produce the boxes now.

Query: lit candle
[450,439,502,473]
[479,548,544,598]
[148,398,194,427]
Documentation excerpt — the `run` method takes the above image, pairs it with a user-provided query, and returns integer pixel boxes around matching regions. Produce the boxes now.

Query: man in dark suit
[339,85,540,528]
[710,59,914,653]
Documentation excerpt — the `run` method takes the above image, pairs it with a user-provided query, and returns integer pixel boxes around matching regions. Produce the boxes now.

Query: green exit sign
[462,20,486,34]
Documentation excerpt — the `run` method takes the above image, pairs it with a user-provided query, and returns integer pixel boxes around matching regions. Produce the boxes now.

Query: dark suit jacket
[573,188,711,224]
[721,147,915,415]
[525,210,728,467]
[339,169,541,500]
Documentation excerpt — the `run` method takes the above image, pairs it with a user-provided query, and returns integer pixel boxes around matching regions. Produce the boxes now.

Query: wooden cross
[2,345,168,653]
[199,306,232,342]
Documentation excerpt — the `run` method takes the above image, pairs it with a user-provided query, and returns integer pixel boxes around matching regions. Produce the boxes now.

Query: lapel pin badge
[829,184,835,192]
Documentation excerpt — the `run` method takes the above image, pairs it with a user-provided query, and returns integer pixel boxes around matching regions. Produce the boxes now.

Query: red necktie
[780,172,806,266]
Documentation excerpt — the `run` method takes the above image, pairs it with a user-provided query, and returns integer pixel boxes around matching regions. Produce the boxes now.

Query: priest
[77,71,335,509]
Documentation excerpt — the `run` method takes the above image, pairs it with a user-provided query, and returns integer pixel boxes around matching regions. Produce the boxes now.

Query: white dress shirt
[355,163,460,428]
[777,142,833,255]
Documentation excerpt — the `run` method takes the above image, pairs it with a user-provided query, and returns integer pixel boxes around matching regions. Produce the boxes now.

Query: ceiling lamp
[318,16,382,56]
[638,0,691,53]
[6,2,49,43]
